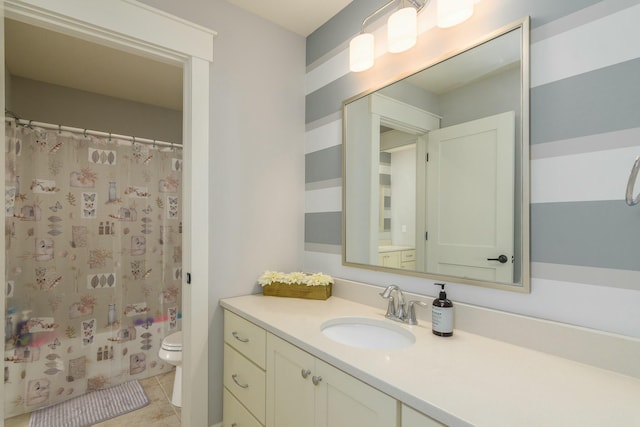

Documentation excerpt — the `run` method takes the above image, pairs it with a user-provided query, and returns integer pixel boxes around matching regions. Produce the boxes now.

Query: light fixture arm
[359,0,430,33]
[407,0,430,13]
[360,0,395,33]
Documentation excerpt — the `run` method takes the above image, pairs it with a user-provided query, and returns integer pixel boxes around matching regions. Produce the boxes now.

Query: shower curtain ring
[133,136,136,146]
[83,129,88,138]
[58,124,62,134]
[108,132,112,142]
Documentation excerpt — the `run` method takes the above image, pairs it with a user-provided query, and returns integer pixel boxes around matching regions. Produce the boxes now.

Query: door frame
[1,1,215,425]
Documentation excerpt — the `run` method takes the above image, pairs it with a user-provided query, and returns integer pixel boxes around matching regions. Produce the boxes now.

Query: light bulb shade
[349,33,375,72]
[387,7,417,53]
[437,0,474,28]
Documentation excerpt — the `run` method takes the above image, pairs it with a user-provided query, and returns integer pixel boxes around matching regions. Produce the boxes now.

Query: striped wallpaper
[304,0,640,338]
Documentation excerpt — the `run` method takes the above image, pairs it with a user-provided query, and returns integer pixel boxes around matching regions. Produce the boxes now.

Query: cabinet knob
[312,375,322,386]
[301,369,311,379]
[231,373,249,389]
[231,331,249,343]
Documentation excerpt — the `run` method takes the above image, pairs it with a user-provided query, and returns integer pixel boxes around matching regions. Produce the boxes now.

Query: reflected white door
[426,111,515,282]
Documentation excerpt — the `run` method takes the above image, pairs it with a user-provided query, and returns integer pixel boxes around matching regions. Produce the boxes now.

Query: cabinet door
[315,359,397,427]
[402,404,445,427]
[266,334,315,427]
[379,251,401,267]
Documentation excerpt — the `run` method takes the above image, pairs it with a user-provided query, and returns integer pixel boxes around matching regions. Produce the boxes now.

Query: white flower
[258,271,287,286]
[286,271,307,284]
[259,271,333,287]
[305,272,334,287]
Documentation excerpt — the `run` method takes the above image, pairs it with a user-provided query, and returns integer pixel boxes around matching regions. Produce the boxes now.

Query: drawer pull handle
[312,375,322,386]
[232,331,249,343]
[231,373,249,389]
[301,369,311,379]
[231,424,237,427]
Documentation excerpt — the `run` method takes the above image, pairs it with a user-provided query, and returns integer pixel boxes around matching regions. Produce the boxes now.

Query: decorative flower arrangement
[258,271,334,287]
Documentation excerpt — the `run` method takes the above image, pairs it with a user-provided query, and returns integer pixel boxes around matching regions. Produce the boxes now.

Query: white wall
[137,1,305,424]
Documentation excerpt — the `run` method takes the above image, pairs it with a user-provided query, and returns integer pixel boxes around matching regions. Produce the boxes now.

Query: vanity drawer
[225,310,266,369]
[401,250,416,262]
[223,388,263,427]
[224,344,266,424]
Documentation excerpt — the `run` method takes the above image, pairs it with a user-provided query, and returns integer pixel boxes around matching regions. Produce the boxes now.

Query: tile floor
[5,370,180,427]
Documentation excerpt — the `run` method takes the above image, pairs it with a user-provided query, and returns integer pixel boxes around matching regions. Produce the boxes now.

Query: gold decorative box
[262,282,332,300]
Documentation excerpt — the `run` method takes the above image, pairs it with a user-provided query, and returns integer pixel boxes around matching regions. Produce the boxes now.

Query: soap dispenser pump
[432,283,453,337]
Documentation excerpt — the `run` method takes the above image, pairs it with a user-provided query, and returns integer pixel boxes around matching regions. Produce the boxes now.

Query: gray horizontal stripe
[306,177,341,191]
[531,201,640,272]
[531,58,640,145]
[531,127,640,159]
[305,242,342,255]
[305,212,341,245]
[380,174,391,186]
[306,145,342,183]
[307,0,389,66]
[531,0,630,43]
[305,202,640,274]
[532,262,640,291]
[306,110,341,133]
[306,72,355,125]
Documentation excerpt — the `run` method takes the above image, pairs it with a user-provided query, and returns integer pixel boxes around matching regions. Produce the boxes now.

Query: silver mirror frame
[341,17,530,293]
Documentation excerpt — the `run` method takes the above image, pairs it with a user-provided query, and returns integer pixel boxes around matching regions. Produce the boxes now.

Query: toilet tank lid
[162,331,183,348]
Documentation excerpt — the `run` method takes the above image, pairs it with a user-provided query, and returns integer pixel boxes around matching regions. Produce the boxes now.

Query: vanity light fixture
[387,6,418,53]
[349,0,475,72]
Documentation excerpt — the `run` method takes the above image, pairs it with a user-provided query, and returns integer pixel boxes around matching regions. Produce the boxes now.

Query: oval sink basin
[321,317,415,350]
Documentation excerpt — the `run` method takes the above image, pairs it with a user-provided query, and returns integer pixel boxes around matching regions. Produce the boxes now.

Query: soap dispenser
[432,283,453,337]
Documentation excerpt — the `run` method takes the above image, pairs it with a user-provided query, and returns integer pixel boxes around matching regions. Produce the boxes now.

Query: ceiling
[4,19,183,111]
[4,2,351,111]
[225,0,353,36]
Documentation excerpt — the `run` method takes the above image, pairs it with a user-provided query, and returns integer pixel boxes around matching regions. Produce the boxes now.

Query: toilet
[158,331,183,407]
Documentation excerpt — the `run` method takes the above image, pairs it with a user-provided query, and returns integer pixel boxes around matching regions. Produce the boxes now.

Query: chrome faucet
[406,300,428,325]
[379,285,406,322]
[380,285,428,325]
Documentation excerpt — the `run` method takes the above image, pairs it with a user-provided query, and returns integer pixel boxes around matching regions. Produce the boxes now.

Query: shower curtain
[3,121,182,418]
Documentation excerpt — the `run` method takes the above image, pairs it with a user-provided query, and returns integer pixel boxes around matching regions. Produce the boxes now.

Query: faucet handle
[406,300,428,325]
[381,295,396,319]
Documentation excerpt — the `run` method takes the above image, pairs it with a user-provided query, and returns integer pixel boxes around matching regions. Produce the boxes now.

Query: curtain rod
[4,115,181,149]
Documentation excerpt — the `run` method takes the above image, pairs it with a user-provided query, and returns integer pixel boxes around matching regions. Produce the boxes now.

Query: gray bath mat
[29,380,150,427]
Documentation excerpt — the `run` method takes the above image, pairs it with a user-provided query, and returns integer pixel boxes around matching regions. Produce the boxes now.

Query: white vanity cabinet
[402,404,446,427]
[266,333,398,427]
[223,311,267,427]
[379,248,416,270]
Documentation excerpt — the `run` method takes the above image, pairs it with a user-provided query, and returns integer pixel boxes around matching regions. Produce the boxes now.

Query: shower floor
[5,370,180,426]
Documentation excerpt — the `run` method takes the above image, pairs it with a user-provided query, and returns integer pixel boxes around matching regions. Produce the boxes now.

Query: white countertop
[220,294,640,427]
[378,245,414,253]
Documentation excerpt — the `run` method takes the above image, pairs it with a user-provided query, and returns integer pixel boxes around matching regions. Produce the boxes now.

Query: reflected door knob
[487,255,508,263]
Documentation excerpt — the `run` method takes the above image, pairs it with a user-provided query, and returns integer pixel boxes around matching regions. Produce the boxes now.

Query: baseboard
[333,277,640,379]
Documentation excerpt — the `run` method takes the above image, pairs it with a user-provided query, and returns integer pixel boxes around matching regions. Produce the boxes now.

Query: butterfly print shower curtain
[4,122,182,417]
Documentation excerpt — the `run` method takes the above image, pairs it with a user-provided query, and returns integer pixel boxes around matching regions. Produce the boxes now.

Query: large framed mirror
[342,18,530,292]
